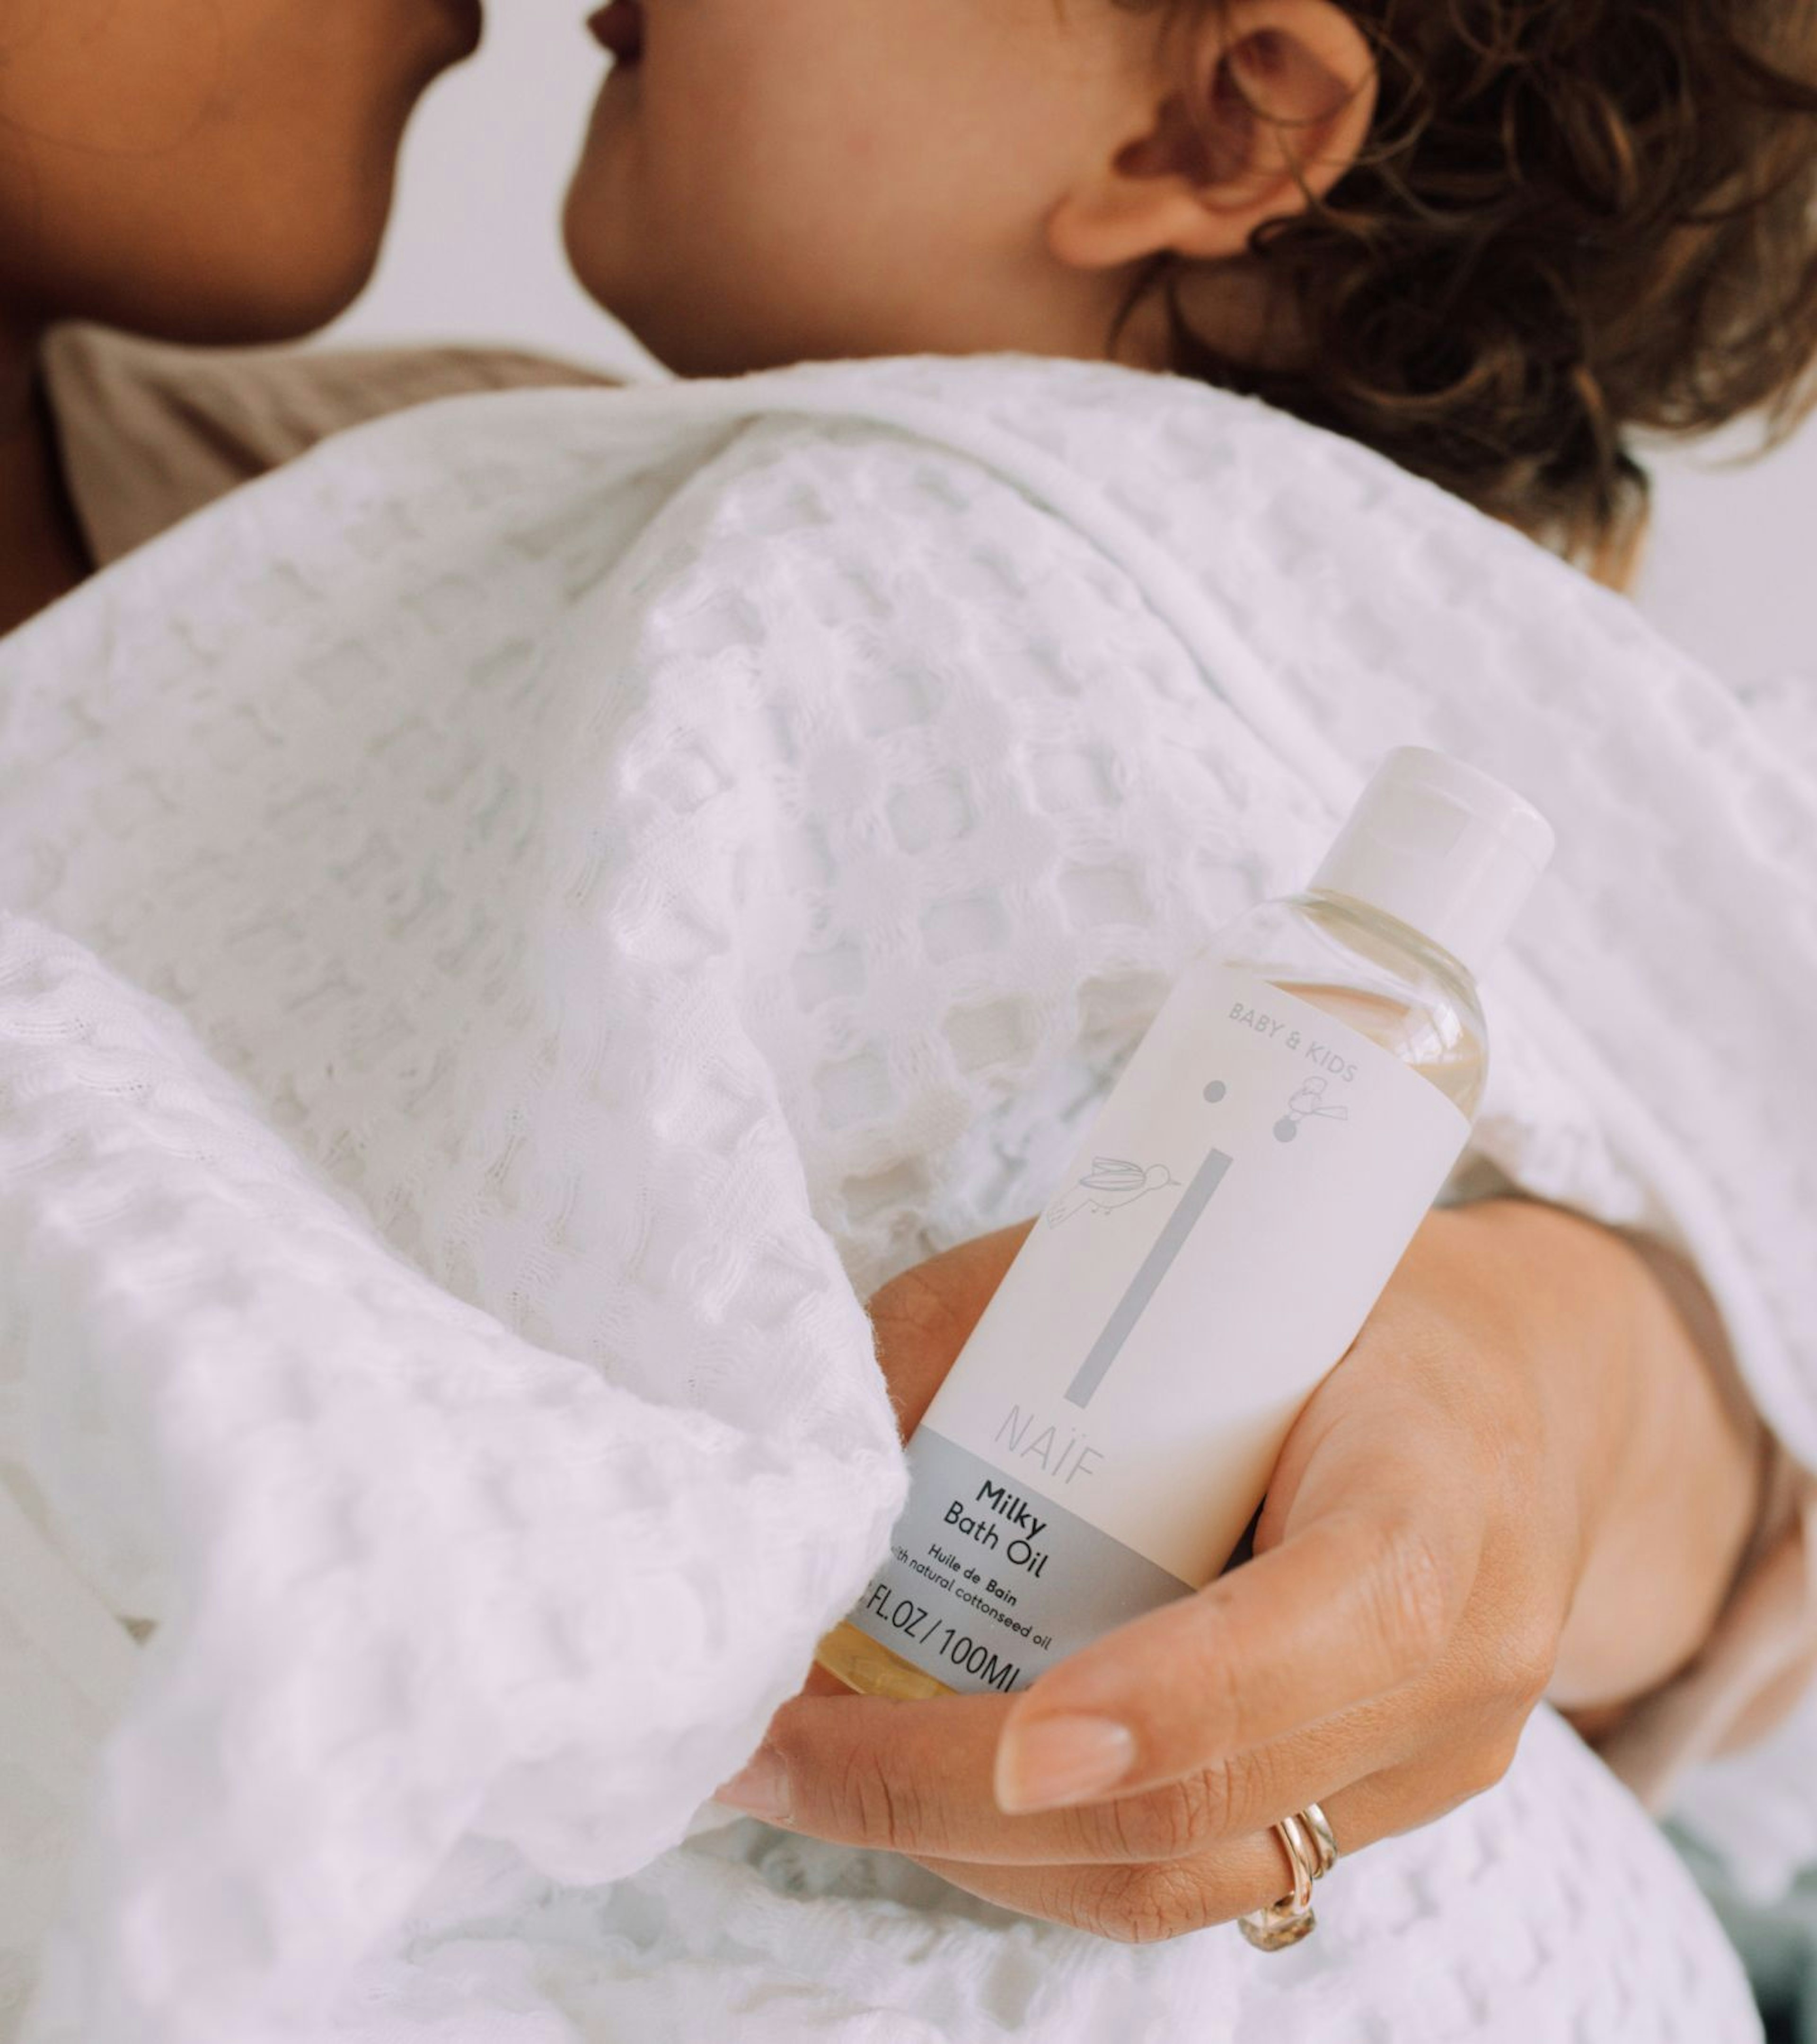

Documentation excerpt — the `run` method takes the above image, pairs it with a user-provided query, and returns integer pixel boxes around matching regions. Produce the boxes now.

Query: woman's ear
[1050,0,1377,273]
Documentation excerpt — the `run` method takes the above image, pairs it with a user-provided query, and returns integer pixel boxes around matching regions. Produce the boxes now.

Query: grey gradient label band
[1064,1145,1234,1409]
[845,1427,1194,1694]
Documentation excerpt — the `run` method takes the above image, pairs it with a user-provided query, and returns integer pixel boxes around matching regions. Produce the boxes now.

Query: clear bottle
[817,749,1551,1702]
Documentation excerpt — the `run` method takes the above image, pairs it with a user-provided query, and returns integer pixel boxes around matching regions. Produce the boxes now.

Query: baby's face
[563,0,1162,374]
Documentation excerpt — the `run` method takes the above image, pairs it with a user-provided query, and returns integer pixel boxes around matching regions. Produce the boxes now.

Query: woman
[0,0,609,2025]
[0,0,604,638]
[0,0,1811,2037]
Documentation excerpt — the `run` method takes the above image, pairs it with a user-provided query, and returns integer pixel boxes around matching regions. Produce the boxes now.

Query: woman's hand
[714,1201,1761,1942]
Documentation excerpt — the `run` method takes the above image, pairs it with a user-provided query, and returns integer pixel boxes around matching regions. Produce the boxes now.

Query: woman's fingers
[725,1681,1413,1866]
[903,1765,1420,1940]
[990,1381,1488,1814]
[905,1831,1297,1942]
[729,1682,1530,1935]
[902,1734,1523,1941]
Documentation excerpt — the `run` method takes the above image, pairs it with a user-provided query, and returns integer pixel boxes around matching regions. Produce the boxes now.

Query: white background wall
[334,0,1816,692]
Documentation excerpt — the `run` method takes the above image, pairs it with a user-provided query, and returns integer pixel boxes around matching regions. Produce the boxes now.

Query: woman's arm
[714,1199,1766,1939]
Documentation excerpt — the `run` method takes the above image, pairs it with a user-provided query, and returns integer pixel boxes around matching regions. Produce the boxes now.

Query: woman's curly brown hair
[1146,0,1817,577]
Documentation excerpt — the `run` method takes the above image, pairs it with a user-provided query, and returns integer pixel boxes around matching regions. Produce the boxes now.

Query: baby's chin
[560,148,870,381]
[561,227,672,373]
[559,95,844,379]
[560,206,749,379]
[562,153,661,353]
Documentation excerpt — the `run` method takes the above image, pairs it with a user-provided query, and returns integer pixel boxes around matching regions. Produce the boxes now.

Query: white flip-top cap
[1310,749,1555,979]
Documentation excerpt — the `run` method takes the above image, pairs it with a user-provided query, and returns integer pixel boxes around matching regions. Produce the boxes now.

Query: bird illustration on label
[1045,1158,1181,1228]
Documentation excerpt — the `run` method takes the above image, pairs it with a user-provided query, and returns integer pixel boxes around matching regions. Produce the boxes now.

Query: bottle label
[843,959,1471,1694]
[851,1426,1194,1693]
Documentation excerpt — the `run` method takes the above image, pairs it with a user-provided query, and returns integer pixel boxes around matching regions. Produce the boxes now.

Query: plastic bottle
[816,749,1554,1700]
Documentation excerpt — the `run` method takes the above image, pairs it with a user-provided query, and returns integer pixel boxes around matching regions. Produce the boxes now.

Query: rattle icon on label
[1274,1078,1350,1145]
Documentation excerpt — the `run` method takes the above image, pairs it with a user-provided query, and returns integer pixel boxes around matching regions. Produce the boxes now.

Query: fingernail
[995,1713,1137,1814]
[713,1745,791,1823]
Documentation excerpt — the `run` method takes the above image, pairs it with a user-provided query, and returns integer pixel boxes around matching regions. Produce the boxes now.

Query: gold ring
[1299,1800,1339,1879]
[1237,1803,1339,1952]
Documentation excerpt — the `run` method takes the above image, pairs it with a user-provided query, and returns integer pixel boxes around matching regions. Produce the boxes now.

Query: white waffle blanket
[0,354,1811,2042]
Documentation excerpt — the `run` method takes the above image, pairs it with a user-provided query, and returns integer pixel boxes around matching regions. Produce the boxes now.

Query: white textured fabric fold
[0,353,1808,2040]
